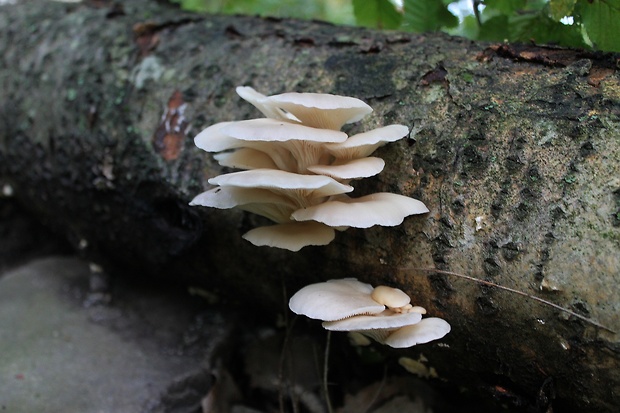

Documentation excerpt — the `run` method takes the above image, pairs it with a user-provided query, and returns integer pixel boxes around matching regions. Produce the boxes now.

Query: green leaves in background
[170,0,355,25]
[172,0,620,52]
[484,0,527,14]
[473,0,620,51]
[402,0,458,32]
[549,0,576,20]
[352,0,402,29]
[578,0,620,52]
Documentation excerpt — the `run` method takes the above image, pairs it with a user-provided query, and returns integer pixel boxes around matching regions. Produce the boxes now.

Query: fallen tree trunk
[1,1,619,411]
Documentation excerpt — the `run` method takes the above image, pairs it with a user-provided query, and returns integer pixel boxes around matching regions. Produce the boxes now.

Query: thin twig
[279,281,299,413]
[323,330,334,413]
[398,267,616,334]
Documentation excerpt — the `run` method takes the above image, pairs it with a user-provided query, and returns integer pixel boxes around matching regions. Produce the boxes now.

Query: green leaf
[353,0,402,29]
[403,0,458,32]
[578,0,620,52]
[549,0,577,20]
[509,11,588,48]
[477,15,511,41]
[450,14,480,39]
[484,0,527,14]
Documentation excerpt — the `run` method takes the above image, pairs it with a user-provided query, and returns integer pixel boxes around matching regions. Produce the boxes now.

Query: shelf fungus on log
[190,87,428,251]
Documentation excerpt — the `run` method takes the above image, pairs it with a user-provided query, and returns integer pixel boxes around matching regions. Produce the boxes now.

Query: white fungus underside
[208,169,354,199]
[383,317,451,348]
[291,193,429,228]
[307,157,385,180]
[322,310,423,331]
[242,221,335,252]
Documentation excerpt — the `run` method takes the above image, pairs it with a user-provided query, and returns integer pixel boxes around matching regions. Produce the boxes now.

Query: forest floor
[0,197,512,413]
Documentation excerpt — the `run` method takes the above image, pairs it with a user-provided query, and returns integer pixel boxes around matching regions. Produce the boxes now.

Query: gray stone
[0,257,212,413]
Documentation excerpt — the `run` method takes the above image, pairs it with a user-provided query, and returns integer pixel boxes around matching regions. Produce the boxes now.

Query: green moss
[460,72,474,83]
[66,88,77,101]
[564,175,577,184]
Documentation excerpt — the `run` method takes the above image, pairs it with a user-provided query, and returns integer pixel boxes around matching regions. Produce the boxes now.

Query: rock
[0,257,215,413]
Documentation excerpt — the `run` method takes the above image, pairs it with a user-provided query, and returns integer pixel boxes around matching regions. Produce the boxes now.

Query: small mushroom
[307,157,385,181]
[290,192,429,228]
[288,278,450,348]
[209,169,354,204]
[325,124,410,160]
[235,86,297,122]
[384,318,452,348]
[236,86,373,130]
[323,310,423,345]
[213,148,279,170]
[289,278,385,320]
[371,285,413,313]
[266,91,373,130]
[220,118,348,143]
[243,221,335,251]
[190,186,298,223]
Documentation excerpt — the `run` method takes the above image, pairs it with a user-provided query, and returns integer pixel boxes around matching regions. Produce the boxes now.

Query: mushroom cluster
[190,86,429,251]
[289,278,450,348]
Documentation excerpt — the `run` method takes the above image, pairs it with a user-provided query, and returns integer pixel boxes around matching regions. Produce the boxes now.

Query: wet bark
[1,1,619,411]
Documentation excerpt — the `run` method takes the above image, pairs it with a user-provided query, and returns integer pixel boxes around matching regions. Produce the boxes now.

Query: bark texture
[1,1,619,411]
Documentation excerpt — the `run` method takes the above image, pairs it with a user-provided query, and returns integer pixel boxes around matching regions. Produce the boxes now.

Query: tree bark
[1,1,619,411]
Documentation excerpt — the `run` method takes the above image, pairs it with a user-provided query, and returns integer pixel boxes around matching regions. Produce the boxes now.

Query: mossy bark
[1,1,619,411]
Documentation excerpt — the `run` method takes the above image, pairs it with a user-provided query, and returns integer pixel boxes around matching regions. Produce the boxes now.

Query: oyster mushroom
[236,86,373,130]
[190,169,354,230]
[384,318,452,348]
[195,118,347,173]
[289,278,385,320]
[325,124,410,160]
[243,221,336,252]
[289,278,450,348]
[190,86,428,250]
[307,157,385,181]
[371,285,414,313]
[290,192,429,228]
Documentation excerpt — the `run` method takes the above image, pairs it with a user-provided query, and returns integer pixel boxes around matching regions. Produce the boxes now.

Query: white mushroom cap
[384,317,451,348]
[236,86,298,122]
[243,221,335,251]
[322,310,422,331]
[190,186,295,209]
[189,186,297,223]
[307,157,385,180]
[194,121,240,152]
[267,91,373,130]
[371,286,411,309]
[195,118,348,173]
[209,169,354,200]
[291,192,429,228]
[236,86,373,130]
[289,278,386,321]
[195,118,347,150]
[325,124,410,160]
[223,118,348,143]
[213,148,279,170]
